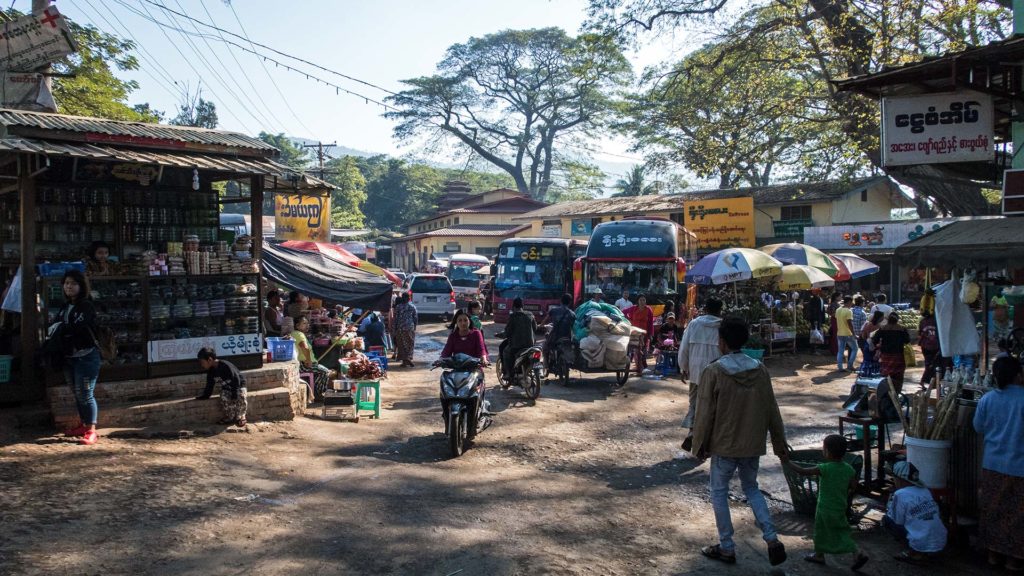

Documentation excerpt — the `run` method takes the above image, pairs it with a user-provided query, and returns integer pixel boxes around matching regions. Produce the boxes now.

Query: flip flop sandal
[852,553,870,571]
[768,541,787,566]
[803,554,825,565]
[700,544,736,565]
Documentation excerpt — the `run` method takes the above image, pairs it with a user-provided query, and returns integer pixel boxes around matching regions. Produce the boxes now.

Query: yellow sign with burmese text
[274,193,331,242]
[682,197,755,250]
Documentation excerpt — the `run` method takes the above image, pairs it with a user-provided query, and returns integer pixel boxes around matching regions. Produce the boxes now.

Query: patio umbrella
[279,240,402,286]
[760,243,839,277]
[829,253,880,280]
[776,264,836,290]
[684,248,784,285]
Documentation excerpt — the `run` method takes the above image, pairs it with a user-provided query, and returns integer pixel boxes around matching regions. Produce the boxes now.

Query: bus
[573,218,697,317]
[492,238,588,323]
[445,253,492,309]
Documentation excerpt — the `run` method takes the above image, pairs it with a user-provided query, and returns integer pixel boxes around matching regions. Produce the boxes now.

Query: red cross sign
[38,9,59,28]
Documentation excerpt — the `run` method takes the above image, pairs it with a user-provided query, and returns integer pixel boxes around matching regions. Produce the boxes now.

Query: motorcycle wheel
[558,356,570,387]
[495,357,509,388]
[448,410,467,457]
[524,369,542,401]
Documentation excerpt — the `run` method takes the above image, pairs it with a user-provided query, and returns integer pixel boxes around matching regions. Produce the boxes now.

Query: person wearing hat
[657,312,683,344]
[589,287,604,303]
[883,460,947,563]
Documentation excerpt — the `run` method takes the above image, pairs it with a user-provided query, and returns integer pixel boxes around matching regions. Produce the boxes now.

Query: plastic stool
[355,380,381,419]
[368,345,385,355]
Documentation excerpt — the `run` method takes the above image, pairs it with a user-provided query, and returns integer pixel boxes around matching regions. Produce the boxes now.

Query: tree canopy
[588,0,1011,214]
[385,27,632,201]
[258,133,311,169]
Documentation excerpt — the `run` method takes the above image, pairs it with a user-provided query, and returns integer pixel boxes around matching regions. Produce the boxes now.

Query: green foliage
[386,28,631,201]
[588,0,1012,214]
[612,165,659,197]
[38,13,158,121]
[324,156,367,229]
[547,159,606,202]
[170,90,218,129]
[258,133,310,169]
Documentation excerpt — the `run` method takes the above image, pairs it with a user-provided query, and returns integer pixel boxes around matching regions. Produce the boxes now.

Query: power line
[126,0,254,132]
[217,0,317,138]
[136,0,398,97]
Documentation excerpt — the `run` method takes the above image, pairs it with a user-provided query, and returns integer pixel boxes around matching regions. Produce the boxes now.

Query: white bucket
[904,435,952,488]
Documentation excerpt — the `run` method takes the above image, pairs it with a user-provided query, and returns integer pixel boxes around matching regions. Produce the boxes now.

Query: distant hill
[288,137,379,159]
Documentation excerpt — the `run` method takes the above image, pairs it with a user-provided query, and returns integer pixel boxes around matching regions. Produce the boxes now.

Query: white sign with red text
[148,334,261,363]
[881,91,994,166]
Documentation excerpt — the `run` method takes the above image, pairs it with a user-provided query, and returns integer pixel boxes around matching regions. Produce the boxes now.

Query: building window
[861,188,868,202]
[669,212,684,226]
[475,247,498,257]
[454,217,460,225]
[591,217,601,229]
[780,205,812,221]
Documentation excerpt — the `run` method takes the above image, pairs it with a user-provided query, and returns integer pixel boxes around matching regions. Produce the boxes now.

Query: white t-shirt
[886,485,947,553]
[870,303,893,318]
[615,298,632,311]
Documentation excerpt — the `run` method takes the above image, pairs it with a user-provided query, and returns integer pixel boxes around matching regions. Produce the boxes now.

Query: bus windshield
[495,244,567,292]
[448,264,482,288]
[584,262,677,300]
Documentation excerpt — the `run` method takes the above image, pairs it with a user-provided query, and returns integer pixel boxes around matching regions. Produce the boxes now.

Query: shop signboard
[0,7,77,72]
[0,72,54,111]
[148,334,261,363]
[570,219,592,237]
[681,197,755,250]
[274,193,330,242]
[881,91,994,166]
[1001,169,1024,215]
[541,223,562,238]
[803,220,954,250]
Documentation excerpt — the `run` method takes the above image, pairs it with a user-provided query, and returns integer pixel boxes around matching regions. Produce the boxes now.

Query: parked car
[387,269,408,287]
[406,273,456,318]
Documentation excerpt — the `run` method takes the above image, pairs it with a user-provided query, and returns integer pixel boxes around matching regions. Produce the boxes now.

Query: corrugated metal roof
[400,224,529,241]
[895,218,1024,267]
[513,177,892,221]
[0,108,276,153]
[0,137,333,190]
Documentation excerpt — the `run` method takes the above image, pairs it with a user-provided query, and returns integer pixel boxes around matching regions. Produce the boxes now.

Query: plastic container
[38,262,85,277]
[905,435,952,488]
[266,337,295,362]
[0,354,12,383]
[741,348,765,360]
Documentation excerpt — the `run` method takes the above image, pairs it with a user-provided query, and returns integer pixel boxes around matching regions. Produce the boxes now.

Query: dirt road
[0,321,996,575]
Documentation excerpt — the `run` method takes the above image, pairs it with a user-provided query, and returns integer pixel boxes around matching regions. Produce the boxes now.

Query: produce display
[897,308,922,328]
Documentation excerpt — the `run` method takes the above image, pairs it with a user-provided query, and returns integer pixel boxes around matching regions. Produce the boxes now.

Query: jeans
[837,335,858,370]
[709,455,778,553]
[63,348,101,425]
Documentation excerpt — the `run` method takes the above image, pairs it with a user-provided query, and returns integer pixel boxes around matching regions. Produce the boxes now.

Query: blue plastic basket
[266,337,295,362]
[38,262,85,277]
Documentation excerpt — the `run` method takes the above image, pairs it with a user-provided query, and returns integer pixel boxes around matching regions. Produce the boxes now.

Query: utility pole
[1015,0,1024,169]
[32,0,52,102]
[302,141,337,179]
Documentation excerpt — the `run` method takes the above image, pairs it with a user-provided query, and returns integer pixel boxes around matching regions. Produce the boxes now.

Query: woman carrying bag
[54,270,102,445]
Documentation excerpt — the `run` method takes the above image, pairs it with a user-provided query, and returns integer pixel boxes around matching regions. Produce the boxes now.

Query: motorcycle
[545,330,574,387]
[495,343,544,401]
[433,353,490,457]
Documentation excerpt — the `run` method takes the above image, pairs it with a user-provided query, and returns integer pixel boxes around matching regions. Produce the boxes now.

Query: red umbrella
[279,241,402,286]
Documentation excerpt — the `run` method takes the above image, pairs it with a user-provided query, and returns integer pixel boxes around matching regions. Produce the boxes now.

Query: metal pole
[1015,0,1024,168]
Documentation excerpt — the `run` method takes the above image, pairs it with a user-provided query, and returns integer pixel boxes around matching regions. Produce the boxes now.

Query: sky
[56,0,695,183]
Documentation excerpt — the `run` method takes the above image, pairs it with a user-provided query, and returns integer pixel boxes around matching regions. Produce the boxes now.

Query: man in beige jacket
[692,317,789,567]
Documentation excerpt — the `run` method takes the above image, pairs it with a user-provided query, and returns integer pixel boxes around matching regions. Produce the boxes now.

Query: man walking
[836,295,857,372]
[678,297,723,448]
[692,317,788,567]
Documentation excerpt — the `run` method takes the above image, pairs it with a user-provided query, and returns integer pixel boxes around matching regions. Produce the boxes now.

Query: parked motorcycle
[434,353,490,457]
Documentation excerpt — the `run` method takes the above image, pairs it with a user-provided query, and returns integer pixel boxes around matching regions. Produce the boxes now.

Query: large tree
[385,28,632,201]
[588,0,1011,214]
[324,156,367,229]
[170,89,218,129]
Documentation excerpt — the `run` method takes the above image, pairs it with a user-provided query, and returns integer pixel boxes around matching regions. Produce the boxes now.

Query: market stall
[0,109,332,401]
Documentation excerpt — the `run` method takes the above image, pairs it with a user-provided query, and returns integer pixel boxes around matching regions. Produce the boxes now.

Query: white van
[406,274,456,318]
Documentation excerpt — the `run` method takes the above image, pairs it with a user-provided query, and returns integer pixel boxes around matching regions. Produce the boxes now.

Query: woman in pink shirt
[441,310,489,364]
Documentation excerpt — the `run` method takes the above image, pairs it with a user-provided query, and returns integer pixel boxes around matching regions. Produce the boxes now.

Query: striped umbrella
[828,253,880,281]
[685,248,784,285]
[760,243,839,277]
[776,264,836,290]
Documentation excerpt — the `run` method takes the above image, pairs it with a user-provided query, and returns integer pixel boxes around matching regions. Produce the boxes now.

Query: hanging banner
[682,197,755,250]
[881,91,994,166]
[541,224,562,238]
[803,220,954,250]
[274,193,330,242]
[0,72,55,111]
[0,7,77,72]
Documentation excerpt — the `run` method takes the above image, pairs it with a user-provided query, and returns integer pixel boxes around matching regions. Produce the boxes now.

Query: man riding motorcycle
[541,293,576,369]
[500,297,537,382]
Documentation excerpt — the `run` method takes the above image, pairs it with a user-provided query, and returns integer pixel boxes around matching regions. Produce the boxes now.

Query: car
[406,273,456,319]
[387,269,408,286]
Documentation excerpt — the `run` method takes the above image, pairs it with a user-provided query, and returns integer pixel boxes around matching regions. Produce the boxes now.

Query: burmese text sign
[148,334,261,363]
[682,197,755,250]
[0,8,77,72]
[275,193,330,242]
[881,91,994,166]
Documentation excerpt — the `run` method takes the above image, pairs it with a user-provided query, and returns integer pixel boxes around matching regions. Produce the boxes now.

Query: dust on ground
[0,321,996,575]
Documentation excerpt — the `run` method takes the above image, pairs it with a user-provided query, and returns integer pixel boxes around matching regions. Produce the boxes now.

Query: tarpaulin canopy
[279,240,401,285]
[261,242,393,311]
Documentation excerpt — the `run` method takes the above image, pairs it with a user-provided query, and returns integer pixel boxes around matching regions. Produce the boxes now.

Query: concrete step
[53,386,302,430]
